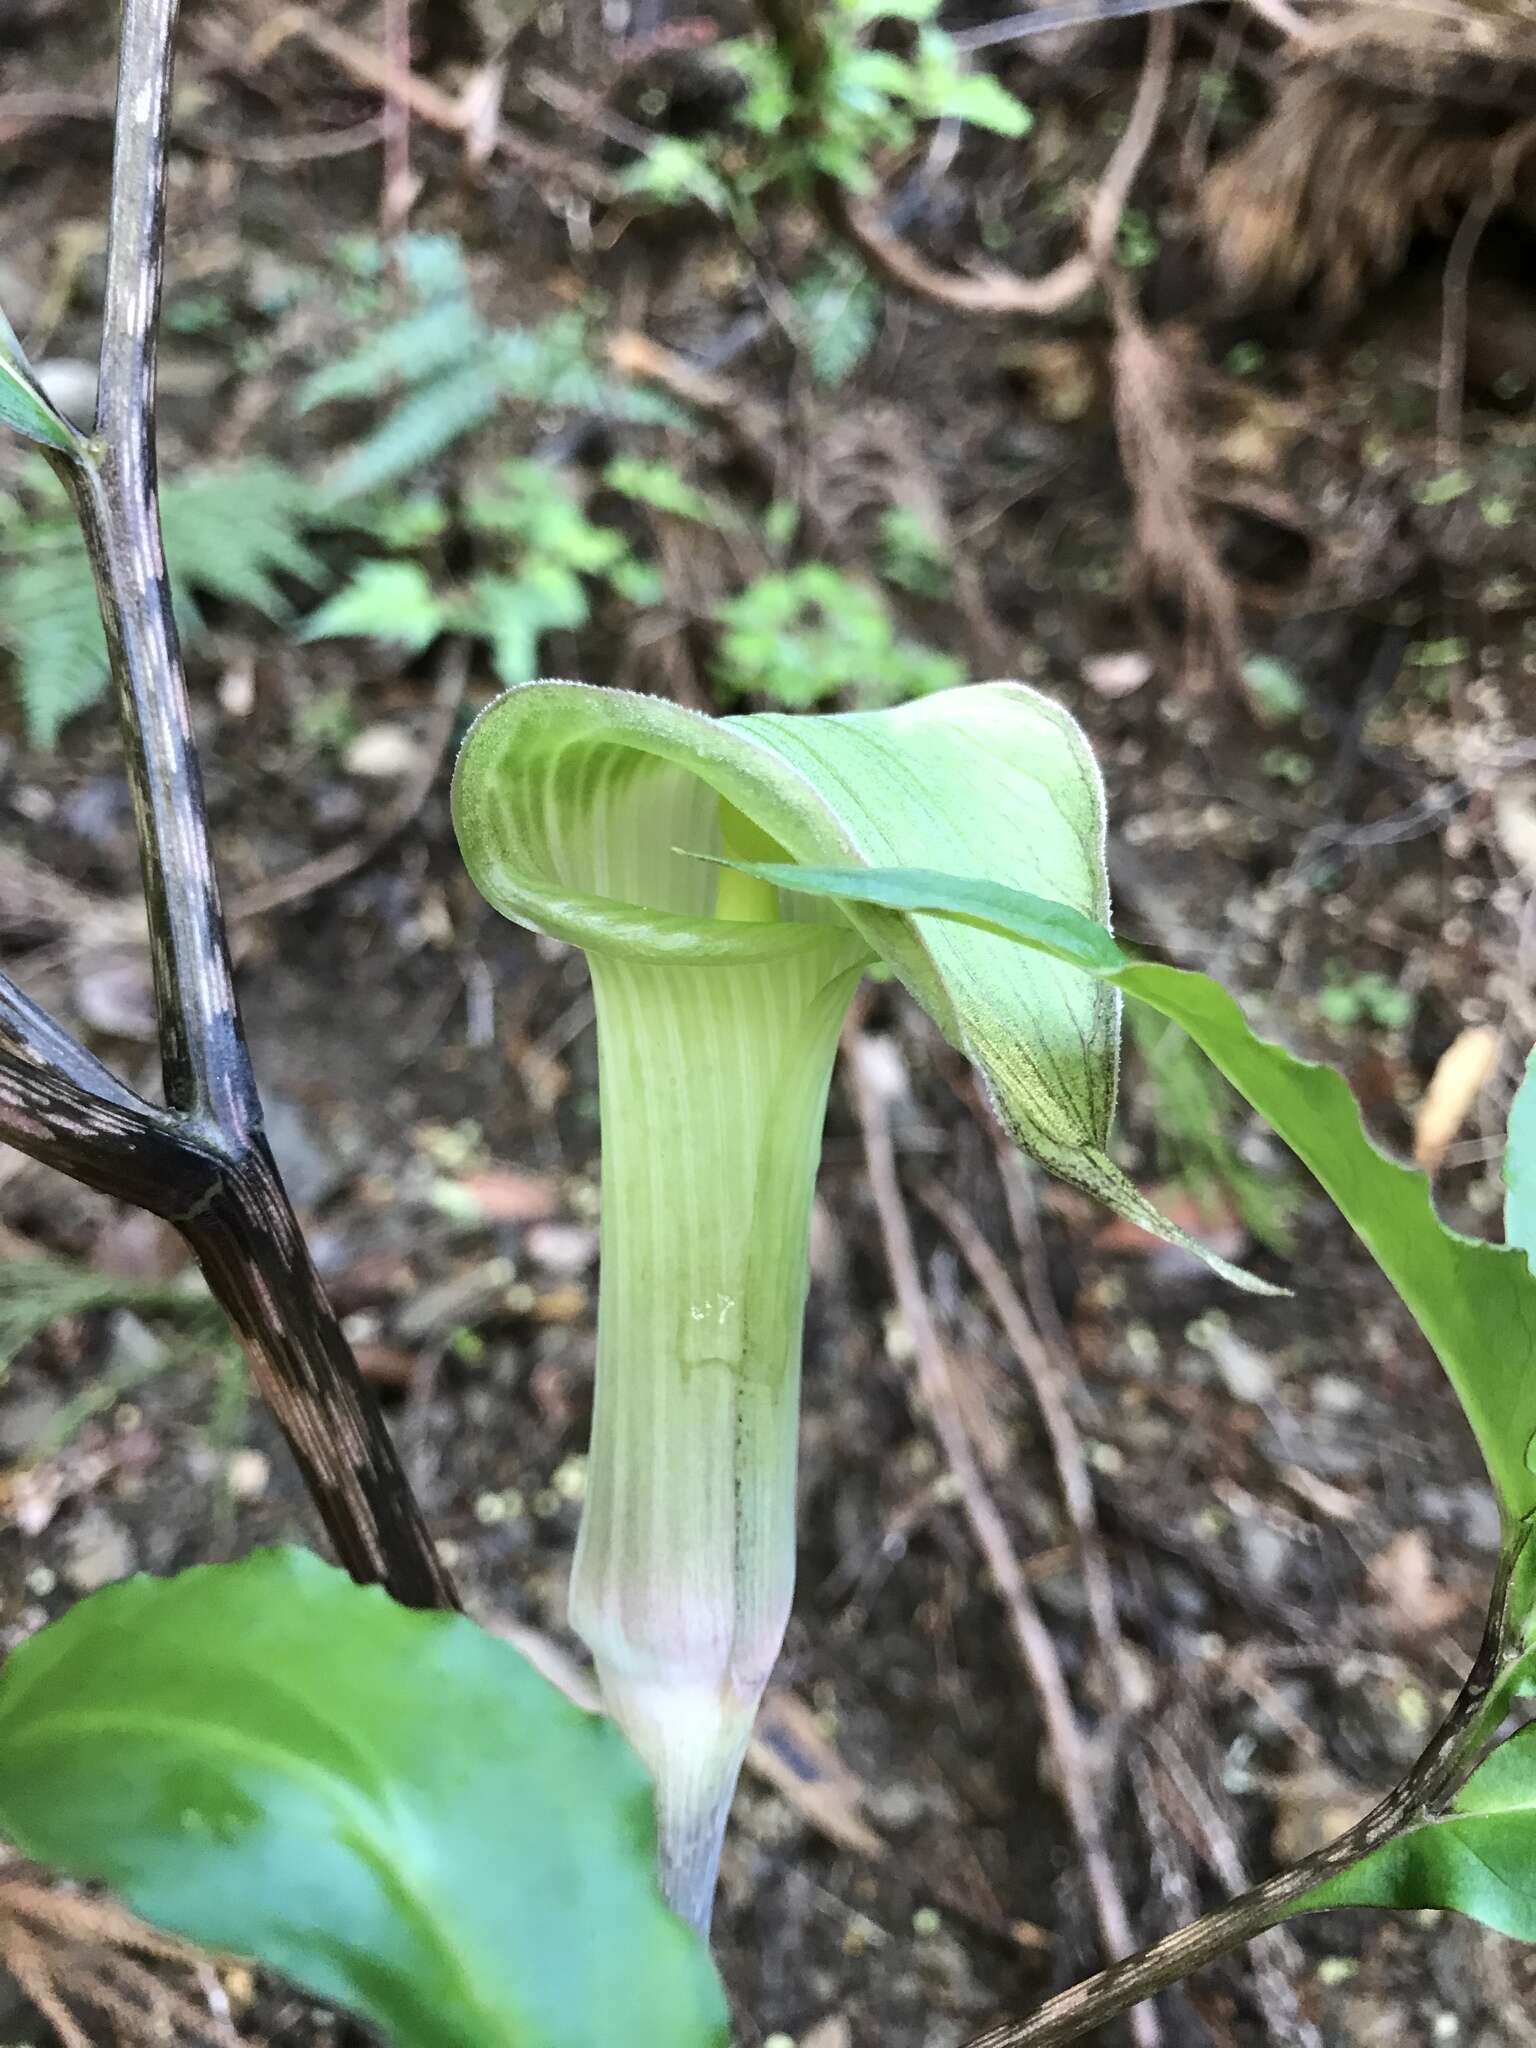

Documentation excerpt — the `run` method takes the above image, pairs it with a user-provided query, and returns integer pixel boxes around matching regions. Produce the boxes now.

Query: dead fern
[1109,291,1245,691]
[1203,2,1536,311]
[0,1863,247,2047]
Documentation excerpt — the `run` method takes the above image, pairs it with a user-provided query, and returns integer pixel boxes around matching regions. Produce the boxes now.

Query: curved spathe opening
[451,681,869,968]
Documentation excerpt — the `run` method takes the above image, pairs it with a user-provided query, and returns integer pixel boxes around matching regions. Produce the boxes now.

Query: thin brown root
[1109,292,1245,690]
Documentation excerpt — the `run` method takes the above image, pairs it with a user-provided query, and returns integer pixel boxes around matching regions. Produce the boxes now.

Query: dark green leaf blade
[1299,1725,1536,1938]
[727,857,1536,1517]
[0,1548,729,2048]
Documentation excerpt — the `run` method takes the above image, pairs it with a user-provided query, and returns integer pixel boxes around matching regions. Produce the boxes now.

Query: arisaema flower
[453,679,1251,1932]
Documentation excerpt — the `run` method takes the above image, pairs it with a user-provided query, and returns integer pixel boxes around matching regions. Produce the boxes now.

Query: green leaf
[296,298,482,414]
[790,265,881,387]
[621,138,733,214]
[160,460,324,615]
[452,682,1257,1284]
[0,459,319,745]
[325,358,505,500]
[1300,1725,1536,1937]
[603,458,739,532]
[921,64,1034,135]
[301,559,448,650]
[0,309,80,453]
[1507,1048,1536,1269]
[723,858,1536,1513]
[462,570,589,686]
[710,565,961,708]
[849,0,943,20]
[0,1548,729,2048]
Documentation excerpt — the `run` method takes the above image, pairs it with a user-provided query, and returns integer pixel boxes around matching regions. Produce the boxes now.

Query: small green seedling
[304,460,661,685]
[711,562,961,707]
[624,0,1031,217]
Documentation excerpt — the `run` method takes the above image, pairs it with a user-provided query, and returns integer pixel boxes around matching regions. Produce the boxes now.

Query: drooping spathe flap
[453,679,1256,1282]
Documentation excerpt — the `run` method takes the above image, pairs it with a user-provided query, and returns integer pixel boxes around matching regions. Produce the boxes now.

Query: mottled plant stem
[0,0,457,1613]
[962,1520,1534,2048]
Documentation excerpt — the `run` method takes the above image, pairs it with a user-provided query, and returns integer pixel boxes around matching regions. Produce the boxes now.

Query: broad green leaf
[452,681,1258,1282]
[0,1547,728,2048]
[1506,1046,1536,1267]
[0,309,80,453]
[1300,1725,1536,1937]
[725,859,1536,1515]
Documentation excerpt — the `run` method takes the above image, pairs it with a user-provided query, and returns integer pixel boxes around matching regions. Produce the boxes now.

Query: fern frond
[3,535,111,748]
[0,1257,219,1373]
[0,461,319,745]
[396,233,472,302]
[492,317,681,426]
[161,461,324,613]
[301,559,448,651]
[325,358,505,500]
[295,298,483,414]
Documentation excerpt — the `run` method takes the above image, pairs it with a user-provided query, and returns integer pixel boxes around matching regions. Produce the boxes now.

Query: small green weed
[711,563,962,707]
[304,460,660,685]
[624,0,1031,215]
[1316,969,1415,1033]
[297,236,678,502]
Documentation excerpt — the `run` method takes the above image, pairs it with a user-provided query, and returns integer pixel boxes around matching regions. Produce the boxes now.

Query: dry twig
[247,7,616,201]
[1437,190,1495,464]
[1109,290,1244,689]
[920,1182,1126,1682]
[847,1032,1162,2048]
[1143,1725,1321,2048]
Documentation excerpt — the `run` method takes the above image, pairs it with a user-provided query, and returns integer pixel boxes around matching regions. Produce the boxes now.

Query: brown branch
[0,0,458,1614]
[961,1519,1535,2046]
[1437,191,1494,465]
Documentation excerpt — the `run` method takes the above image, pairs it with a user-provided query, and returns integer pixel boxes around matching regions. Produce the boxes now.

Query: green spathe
[724,854,1536,1526]
[454,678,1253,1271]
[0,1547,729,2048]
[452,678,1255,1930]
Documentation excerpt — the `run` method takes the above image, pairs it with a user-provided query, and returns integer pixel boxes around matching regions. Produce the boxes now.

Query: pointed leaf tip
[745,857,1536,1517]
[0,307,82,453]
